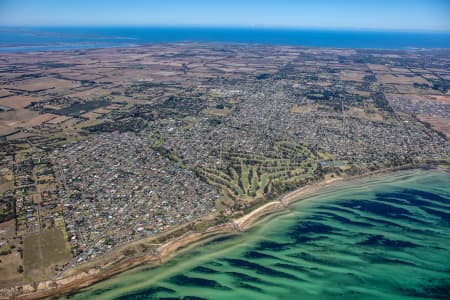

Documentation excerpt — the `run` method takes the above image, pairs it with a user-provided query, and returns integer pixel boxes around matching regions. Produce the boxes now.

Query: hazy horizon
[1,0,449,32]
[2,25,450,34]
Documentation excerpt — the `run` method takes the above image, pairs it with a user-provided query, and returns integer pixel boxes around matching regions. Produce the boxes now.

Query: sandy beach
[234,176,343,230]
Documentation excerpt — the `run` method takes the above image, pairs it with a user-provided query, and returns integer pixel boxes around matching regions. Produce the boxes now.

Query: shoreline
[232,163,423,230]
[234,176,343,230]
[1,162,448,299]
[2,31,450,55]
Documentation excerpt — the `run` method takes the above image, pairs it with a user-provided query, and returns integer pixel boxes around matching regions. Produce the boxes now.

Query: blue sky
[1,0,449,31]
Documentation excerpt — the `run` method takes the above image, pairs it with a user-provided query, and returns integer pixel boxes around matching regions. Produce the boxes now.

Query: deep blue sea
[1,27,450,52]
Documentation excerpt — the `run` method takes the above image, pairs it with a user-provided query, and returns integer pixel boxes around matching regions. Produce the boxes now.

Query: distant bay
[66,169,450,300]
[1,27,450,52]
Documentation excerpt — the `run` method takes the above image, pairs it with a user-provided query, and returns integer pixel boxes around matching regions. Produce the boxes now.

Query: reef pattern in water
[67,170,450,300]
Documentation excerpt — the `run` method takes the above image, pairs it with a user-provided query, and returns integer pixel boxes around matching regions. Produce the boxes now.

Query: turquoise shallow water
[65,169,450,300]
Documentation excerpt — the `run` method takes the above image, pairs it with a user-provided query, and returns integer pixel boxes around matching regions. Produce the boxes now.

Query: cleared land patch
[23,228,71,282]
[418,114,450,139]
[340,71,369,82]
[0,95,42,109]
[5,77,79,92]
[201,107,231,117]
[290,104,329,114]
[377,74,430,85]
[0,221,23,286]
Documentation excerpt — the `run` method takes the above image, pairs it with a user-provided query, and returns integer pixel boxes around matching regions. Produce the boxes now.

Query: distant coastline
[1,27,450,53]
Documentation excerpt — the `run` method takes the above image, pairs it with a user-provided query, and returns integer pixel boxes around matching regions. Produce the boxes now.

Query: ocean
[65,169,450,300]
[1,27,450,52]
